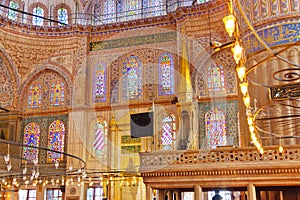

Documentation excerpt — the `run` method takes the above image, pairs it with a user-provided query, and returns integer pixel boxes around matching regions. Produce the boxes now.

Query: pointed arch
[23,122,40,162]
[47,120,65,162]
[158,112,177,150]
[205,108,227,149]
[158,52,174,96]
[93,62,107,103]
[122,55,143,100]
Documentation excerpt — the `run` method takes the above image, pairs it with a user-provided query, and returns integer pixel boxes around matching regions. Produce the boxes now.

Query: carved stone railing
[140,146,300,173]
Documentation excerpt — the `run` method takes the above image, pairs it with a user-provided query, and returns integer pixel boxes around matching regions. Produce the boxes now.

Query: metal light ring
[273,68,300,82]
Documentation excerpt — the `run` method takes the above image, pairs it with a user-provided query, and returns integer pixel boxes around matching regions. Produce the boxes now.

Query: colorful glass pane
[104,0,115,22]
[126,0,139,19]
[207,63,226,92]
[7,1,19,20]
[160,113,176,150]
[50,81,64,106]
[23,122,40,162]
[32,6,44,26]
[151,0,163,16]
[93,63,107,103]
[197,0,209,3]
[58,8,68,25]
[47,120,65,162]
[205,108,227,149]
[28,84,42,108]
[93,118,107,158]
[158,52,174,96]
[122,55,142,100]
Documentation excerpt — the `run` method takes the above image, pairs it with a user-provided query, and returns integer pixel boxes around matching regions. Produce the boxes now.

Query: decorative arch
[28,3,48,26]
[158,112,177,150]
[205,108,227,149]
[90,117,108,160]
[21,65,72,111]
[47,120,65,162]
[53,3,72,25]
[0,51,19,110]
[92,61,107,103]
[158,52,174,96]
[23,122,40,162]
[122,54,143,101]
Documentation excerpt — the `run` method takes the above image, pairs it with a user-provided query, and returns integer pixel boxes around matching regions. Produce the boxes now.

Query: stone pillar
[247,184,257,200]
[194,185,203,200]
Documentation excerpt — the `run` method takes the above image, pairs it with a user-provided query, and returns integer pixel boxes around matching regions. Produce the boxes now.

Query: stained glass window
[50,80,65,106]
[159,113,176,150]
[93,118,108,158]
[58,7,68,25]
[28,83,42,108]
[158,52,174,96]
[122,55,142,100]
[23,122,40,162]
[93,63,107,103]
[32,6,44,26]
[47,120,65,162]
[126,0,140,19]
[207,63,226,92]
[7,1,19,20]
[104,0,115,23]
[205,108,226,149]
[197,0,209,3]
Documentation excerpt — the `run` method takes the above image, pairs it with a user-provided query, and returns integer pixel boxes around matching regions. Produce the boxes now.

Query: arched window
[205,108,226,149]
[28,83,42,108]
[159,113,176,150]
[50,80,64,106]
[23,122,40,162]
[197,0,209,3]
[7,1,19,20]
[32,6,44,25]
[104,0,115,23]
[207,63,226,92]
[58,7,68,25]
[93,118,108,158]
[93,62,107,103]
[47,120,65,162]
[122,55,143,100]
[158,52,174,96]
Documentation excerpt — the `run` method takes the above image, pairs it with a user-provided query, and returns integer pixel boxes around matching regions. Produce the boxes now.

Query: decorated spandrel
[160,113,176,150]
[47,120,65,162]
[93,118,108,158]
[158,52,174,96]
[50,81,64,106]
[205,108,226,149]
[23,122,40,162]
[122,55,142,100]
[93,63,107,103]
[33,6,44,26]
[207,63,225,92]
[7,1,19,20]
[58,8,68,25]
[28,84,42,108]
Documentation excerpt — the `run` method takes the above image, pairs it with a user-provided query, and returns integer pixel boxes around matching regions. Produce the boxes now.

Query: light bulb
[236,66,246,82]
[279,145,283,153]
[247,117,253,126]
[243,95,251,107]
[222,14,236,37]
[232,42,243,64]
[249,125,255,133]
[55,160,59,169]
[7,163,12,171]
[4,154,10,163]
[240,82,248,96]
